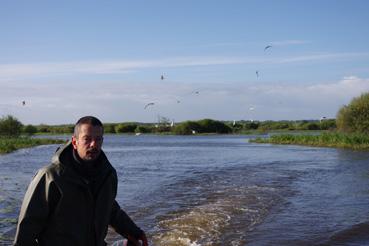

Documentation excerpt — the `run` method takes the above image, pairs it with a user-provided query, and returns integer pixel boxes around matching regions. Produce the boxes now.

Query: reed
[251,132,369,150]
[0,137,65,154]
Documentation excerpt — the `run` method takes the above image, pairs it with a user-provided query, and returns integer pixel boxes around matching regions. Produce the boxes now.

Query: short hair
[73,116,104,137]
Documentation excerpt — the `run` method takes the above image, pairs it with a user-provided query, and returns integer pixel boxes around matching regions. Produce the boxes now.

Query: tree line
[1,91,368,137]
[0,116,336,137]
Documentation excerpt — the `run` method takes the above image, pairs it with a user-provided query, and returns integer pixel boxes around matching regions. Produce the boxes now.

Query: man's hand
[138,232,148,246]
[127,232,148,246]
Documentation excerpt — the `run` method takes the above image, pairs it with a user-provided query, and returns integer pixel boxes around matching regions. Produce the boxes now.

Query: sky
[1,0,369,125]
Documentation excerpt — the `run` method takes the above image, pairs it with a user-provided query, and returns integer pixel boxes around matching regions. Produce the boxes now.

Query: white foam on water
[152,184,280,245]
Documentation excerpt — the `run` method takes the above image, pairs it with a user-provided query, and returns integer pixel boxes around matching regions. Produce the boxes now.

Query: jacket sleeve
[109,200,143,240]
[13,169,59,246]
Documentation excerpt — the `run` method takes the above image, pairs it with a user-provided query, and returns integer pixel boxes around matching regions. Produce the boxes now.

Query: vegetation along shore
[0,138,65,154]
[252,92,369,150]
[0,115,65,154]
[250,132,369,150]
[1,92,369,153]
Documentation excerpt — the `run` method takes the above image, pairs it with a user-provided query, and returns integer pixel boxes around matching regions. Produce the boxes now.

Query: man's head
[72,116,104,162]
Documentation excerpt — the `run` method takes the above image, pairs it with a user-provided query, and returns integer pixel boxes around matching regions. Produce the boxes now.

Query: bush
[198,119,232,134]
[173,119,232,135]
[319,119,336,130]
[104,124,117,134]
[115,123,138,133]
[173,121,202,135]
[23,125,38,136]
[0,115,23,137]
[135,125,152,134]
[37,124,50,133]
[243,121,259,130]
[336,92,369,134]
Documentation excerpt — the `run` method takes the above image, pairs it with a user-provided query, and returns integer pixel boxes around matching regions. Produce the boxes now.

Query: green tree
[0,115,23,137]
[319,119,336,130]
[173,121,202,135]
[23,124,38,136]
[135,125,152,134]
[243,121,259,130]
[104,123,117,134]
[198,119,232,134]
[336,92,369,134]
[115,123,138,133]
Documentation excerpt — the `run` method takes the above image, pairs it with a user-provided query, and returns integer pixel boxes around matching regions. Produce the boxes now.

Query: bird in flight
[264,45,272,51]
[161,75,165,80]
[22,101,26,106]
[144,102,155,109]
[256,71,259,78]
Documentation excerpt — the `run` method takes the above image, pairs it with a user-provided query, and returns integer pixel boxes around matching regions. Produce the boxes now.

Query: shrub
[319,119,336,130]
[115,123,138,133]
[23,125,38,136]
[0,115,23,137]
[197,119,232,134]
[135,125,152,134]
[336,92,369,134]
[243,121,259,130]
[173,121,202,135]
[104,124,117,134]
[37,124,50,133]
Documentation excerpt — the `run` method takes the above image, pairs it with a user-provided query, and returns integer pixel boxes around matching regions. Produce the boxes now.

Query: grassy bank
[250,132,369,150]
[0,138,66,154]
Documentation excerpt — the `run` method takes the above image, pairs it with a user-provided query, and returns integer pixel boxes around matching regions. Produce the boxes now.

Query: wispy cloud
[270,40,311,46]
[276,52,368,63]
[0,52,368,80]
[2,75,369,124]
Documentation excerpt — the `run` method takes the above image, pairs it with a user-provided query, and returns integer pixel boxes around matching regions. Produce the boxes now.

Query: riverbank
[250,132,369,150]
[0,138,66,154]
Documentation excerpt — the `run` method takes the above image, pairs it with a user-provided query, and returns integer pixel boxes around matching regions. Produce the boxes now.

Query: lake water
[1,134,369,245]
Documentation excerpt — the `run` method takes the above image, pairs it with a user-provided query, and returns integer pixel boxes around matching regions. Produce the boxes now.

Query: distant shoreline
[0,138,66,154]
[2,132,368,155]
[250,132,369,151]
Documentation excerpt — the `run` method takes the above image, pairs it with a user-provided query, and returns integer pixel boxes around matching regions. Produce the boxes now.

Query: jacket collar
[51,141,114,185]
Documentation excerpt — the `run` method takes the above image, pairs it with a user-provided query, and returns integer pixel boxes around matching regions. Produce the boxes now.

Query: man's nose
[89,139,98,147]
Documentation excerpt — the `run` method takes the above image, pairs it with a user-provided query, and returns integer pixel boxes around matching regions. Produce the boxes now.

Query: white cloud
[270,40,310,46]
[1,53,368,81]
[2,72,369,124]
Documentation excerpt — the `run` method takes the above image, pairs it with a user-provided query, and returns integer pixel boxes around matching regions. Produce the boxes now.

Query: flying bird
[161,75,165,80]
[22,101,26,106]
[256,71,259,78]
[264,45,272,51]
[144,102,155,109]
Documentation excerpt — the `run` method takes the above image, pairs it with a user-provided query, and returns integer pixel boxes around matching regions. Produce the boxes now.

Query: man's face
[72,124,103,162]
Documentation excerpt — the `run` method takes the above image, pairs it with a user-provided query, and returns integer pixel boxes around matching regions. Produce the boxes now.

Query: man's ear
[71,136,78,150]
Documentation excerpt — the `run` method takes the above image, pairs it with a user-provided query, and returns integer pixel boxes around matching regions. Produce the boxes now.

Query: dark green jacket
[14,141,143,246]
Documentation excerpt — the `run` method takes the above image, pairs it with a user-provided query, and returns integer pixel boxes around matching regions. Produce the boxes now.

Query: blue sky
[1,0,369,124]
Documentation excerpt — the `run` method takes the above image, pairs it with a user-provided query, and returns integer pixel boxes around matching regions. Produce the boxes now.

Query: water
[1,135,369,245]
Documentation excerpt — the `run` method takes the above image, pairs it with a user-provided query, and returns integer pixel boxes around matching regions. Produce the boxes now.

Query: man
[14,116,148,246]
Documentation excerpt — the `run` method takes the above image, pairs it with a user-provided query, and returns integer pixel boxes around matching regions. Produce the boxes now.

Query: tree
[198,119,232,134]
[23,124,38,136]
[173,121,202,135]
[115,123,138,133]
[135,125,152,134]
[0,115,23,137]
[336,92,369,134]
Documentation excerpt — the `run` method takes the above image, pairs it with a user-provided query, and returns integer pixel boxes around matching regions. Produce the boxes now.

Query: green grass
[0,137,66,154]
[250,132,369,150]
